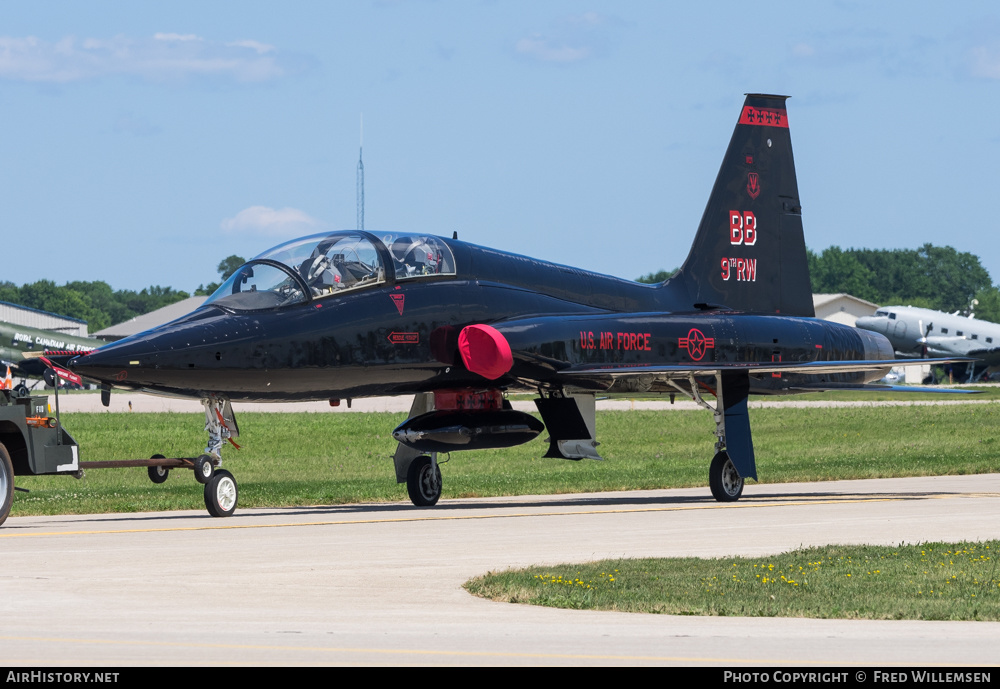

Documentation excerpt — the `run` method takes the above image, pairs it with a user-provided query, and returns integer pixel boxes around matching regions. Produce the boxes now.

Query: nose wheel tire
[709,451,744,502]
[204,469,238,517]
[407,455,442,507]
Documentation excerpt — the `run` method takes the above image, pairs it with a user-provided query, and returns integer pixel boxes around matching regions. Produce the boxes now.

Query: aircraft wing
[1,354,43,377]
[557,357,972,378]
[965,345,1000,362]
[917,337,1000,361]
[784,383,979,393]
[549,357,978,394]
[4,358,49,378]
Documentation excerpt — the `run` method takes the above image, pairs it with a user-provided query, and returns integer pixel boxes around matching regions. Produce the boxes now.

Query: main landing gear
[406,454,442,506]
[708,451,743,502]
[394,393,437,507]
[391,378,756,507]
[668,372,755,503]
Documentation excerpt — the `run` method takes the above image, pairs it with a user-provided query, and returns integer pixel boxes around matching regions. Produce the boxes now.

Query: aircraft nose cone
[69,341,154,386]
[69,351,121,385]
[855,316,882,334]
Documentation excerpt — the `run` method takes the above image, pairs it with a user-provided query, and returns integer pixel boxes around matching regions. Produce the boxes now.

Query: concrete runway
[2,474,999,666]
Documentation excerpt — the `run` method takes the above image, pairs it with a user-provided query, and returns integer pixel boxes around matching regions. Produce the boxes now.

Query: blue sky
[2,1,998,293]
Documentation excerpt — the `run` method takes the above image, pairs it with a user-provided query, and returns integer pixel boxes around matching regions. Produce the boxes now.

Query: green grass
[751,386,1000,402]
[464,541,1000,620]
[9,403,1000,516]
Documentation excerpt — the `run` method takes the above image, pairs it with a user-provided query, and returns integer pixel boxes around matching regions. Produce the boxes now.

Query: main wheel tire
[204,469,238,517]
[406,455,442,507]
[709,451,744,502]
[194,454,215,484]
[147,455,169,484]
[0,443,13,526]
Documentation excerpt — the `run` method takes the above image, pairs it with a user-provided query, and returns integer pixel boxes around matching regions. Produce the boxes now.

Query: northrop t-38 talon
[68,94,970,513]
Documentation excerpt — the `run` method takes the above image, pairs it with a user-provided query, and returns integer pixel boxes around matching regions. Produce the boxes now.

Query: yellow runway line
[5,492,992,539]
[0,634,970,666]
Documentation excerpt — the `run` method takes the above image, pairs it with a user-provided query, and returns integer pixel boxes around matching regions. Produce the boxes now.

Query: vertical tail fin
[669,94,814,317]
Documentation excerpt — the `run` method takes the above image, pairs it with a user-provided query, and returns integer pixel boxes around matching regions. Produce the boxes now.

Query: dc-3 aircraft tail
[63,93,973,516]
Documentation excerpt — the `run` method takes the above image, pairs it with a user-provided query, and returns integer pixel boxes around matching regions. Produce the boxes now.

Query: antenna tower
[356,115,365,231]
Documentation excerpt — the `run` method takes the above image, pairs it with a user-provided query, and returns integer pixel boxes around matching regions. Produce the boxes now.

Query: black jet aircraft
[68,94,966,514]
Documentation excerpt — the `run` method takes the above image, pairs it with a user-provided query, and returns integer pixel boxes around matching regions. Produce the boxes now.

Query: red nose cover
[458,324,513,380]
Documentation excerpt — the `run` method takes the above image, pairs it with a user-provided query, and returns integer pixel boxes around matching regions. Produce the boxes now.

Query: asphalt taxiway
[2,474,998,666]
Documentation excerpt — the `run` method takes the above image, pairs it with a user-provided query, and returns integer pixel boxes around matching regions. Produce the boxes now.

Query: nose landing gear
[138,397,242,517]
[205,469,238,517]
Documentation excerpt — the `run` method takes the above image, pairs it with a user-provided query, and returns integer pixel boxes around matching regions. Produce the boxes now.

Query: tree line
[638,244,1000,322]
[0,256,245,333]
[807,244,1000,321]
[0,280,190,333]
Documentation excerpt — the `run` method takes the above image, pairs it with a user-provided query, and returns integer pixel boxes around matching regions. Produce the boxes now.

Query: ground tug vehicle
[0,384,237,525]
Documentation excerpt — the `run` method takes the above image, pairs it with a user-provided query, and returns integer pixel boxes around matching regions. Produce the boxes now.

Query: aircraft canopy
[204,231,456,311]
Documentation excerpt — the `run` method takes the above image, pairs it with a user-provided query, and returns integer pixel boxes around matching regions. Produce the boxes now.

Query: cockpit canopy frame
[204,230,456,312]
